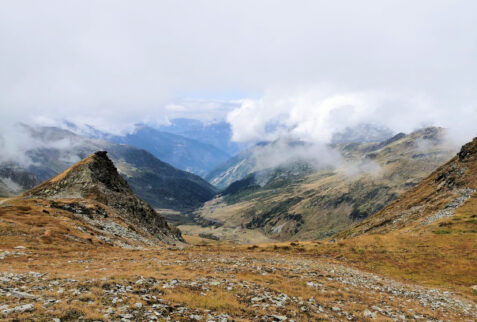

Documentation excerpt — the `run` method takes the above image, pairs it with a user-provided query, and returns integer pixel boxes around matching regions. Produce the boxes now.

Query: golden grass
[1,183,475,320]
[163,288,245,315]
[243,224,476,299]
[0,233,472,320]
[2,196,474,300]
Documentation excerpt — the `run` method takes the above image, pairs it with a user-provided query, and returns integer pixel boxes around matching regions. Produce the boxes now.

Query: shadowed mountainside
[108,125,231,176]
[2,125,217,211]
[0,164,39,197]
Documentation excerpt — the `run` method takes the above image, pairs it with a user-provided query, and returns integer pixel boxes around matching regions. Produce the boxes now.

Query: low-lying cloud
[225,87,473,178]
[227,88,477,146]
[0,1,476,172]
[251,139,344,172]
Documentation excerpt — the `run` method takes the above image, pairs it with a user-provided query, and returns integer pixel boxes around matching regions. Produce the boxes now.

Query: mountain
[206,124,394,189]
[338,136,477,238]
[205,145,258,189]
[1,151,474,321]
[185,127,459,242]
[205,140,310,189]
[5,151,183,246]
[2,125,217,211]
[157,118,245,156]
[331,123,394,144]
[0,163,39,197]
[318,137,477,295]
[108,125,231,176]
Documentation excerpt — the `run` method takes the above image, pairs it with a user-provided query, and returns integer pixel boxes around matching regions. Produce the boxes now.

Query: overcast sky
[1,0,476,142]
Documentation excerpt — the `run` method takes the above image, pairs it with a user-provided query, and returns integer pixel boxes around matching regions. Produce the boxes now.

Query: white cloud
[226,87,477,145]
[0,0,476,143]
[165,104,186,112]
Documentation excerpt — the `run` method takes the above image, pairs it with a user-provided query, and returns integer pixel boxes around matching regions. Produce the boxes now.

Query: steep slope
[109,125,231,176]
[339,136,477,238]
[205,145,258,189]
[185,127,458,241]
[104,144,218,210]
[296,138,477,294]
[22,151,183,245]
[8,125,217,211]
[205,140,307,189]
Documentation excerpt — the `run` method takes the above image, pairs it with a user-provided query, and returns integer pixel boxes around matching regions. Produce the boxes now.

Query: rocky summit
[22,151,183,245]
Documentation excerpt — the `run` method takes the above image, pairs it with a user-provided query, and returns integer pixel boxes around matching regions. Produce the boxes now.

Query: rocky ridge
[23,151,183,244]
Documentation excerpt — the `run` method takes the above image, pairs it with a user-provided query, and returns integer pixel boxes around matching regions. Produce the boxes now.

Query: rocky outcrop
[458,138,477,161]
[24,151,183,244]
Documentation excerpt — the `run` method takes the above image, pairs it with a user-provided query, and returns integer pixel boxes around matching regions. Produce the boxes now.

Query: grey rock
[14,303,35,313]
[11,290,37,299]
[363,309,377,319]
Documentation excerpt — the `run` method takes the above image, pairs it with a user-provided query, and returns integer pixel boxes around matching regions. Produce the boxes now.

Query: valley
[0,137,476,320]
[0,125,217,211]
[2,3,476,320]
[189,127,459,242]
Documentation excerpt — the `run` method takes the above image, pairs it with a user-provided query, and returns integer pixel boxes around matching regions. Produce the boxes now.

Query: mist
[226,87,477,145]
[1,0,476,166]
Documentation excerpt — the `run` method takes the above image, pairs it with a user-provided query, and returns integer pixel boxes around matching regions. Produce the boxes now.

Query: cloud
[251,139,345,171]
[0,1,476,143]
[0,123,89,166]
[0,124,33,165]
[226,87,477,145]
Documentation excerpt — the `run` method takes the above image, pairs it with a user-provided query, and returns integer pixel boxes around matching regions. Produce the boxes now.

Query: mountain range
[0,124,475,320]
[0,123,467,244]
[0,125,216,211]
[65,119,240,176]
[108,125,231,177]
[205,123,395,189]
[185,127,459,242]
[157,118,244,156]
[339,135,477,238]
